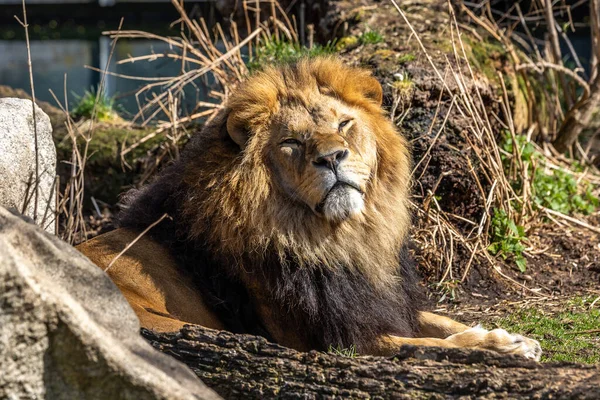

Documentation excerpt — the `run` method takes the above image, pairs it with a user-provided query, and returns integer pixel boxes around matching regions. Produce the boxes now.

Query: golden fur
[78,57,541,360]
[183,57,411,288]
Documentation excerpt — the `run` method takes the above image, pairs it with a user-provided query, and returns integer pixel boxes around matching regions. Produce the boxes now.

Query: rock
[0,207,221,400]
[0,98,57,233]
[0,85,66,130]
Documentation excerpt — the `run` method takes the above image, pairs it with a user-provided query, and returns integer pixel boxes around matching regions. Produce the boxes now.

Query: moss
[55,123,162,205]
[493,296,600,363]
[398,53,416,64]
[336,36,360,51]
[372,49,396,60]
[463,37,506,82]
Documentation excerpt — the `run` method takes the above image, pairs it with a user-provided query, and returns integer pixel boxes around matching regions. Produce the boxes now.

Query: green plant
[532,169,599,215]
[488,209,527,272]
[359,30,384,45]
[328,344,358,358]
[501,132,536,163]
[71,87,120,121]
[397,53,416,64]
[247,39,337,71]
[435,279,460,302]
[501,133,598,216]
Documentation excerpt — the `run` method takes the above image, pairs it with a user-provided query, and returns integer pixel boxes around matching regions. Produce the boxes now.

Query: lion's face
[223,57,410,240]
[266,93,377,222]
[179,57,410,275]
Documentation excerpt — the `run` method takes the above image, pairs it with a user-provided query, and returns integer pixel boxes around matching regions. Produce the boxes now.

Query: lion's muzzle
[316,181,365,222]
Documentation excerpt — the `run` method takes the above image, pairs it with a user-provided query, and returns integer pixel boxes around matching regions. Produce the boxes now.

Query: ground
[429,222,600,363]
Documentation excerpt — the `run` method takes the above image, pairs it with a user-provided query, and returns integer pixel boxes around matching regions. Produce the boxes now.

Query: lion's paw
[446,326,542,361]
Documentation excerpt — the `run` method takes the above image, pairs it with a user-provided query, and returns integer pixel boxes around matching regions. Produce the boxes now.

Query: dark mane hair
[118,58,423,351]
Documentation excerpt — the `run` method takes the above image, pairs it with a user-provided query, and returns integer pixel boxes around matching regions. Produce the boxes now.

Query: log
[142,326,600,399]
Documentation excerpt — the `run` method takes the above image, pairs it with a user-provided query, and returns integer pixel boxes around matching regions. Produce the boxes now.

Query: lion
[77,57,541,359]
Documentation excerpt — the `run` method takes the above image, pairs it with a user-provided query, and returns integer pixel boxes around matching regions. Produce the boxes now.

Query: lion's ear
[362,76,383,105]
[226,112,249,148]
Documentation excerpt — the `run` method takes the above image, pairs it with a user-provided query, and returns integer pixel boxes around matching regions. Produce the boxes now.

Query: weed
[501,132,599,216]
[501,133,536,163]
[494,297,600,363]
[489,129,598,273]
[359,30,384,45]
[397,53,416,64]
[248,40,337,71]
[328,344,358,358]
[71,87,120,121]
[533,170,598,215]
[435,280,461,302]
[488,209,527,272]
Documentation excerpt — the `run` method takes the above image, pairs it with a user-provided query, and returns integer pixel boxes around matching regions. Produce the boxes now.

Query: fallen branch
[142,325,600,399]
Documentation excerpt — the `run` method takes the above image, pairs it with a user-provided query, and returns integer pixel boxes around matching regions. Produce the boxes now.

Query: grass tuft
[359,30,384,45]
[71,87,120,122]
[328,344,358,358]
[247,40,337,71]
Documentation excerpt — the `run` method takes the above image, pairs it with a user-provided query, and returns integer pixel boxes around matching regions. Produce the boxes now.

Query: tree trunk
[142,326,600,399]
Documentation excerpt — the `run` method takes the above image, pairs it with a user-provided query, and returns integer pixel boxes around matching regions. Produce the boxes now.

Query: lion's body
[77,229,223,333]
[77,58,541,359]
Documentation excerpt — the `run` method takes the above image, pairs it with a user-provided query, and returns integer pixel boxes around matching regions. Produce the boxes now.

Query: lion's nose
[313,149,349,172]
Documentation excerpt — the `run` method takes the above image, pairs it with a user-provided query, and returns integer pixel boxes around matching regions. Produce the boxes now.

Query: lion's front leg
[416,311,471,338]
[368,312,542,361]
[443,325,542,360]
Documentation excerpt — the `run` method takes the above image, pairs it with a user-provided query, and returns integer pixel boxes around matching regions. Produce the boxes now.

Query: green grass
[328,344,358,358]
[247,40,337,71]
[359,30,384,45]
[71,87,121,121]
[494,297,600,363]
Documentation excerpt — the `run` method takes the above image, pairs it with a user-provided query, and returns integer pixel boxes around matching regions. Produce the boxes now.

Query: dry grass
[49,20,124,244]
[50,0,300,243]
[461,0,600,156]
[14,0,41,228]
[388,0,600,295]
[97,0,299,169]
[390,0,535,293]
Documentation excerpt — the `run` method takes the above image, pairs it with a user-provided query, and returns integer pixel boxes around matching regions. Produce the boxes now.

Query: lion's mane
[119,57,422,351]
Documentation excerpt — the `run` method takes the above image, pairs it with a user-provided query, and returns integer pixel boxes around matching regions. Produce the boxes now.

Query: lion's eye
[339,119,353,130]
[281,138,302,146]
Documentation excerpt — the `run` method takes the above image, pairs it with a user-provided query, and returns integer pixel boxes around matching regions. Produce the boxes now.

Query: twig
[15,2,39,223]
[516,62,591,98]
[541,206,600,234]
[105,213,171,272]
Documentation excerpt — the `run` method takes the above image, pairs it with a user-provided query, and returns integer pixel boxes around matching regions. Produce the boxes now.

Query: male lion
[78,57,541,359]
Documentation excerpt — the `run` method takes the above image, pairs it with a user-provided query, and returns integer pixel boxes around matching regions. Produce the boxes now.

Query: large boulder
[0,206,221,400]
[0,98,57,233]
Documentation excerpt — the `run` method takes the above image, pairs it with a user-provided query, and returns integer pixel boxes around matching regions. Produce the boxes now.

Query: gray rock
[0,206,221,400]
[0,98,56,233]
